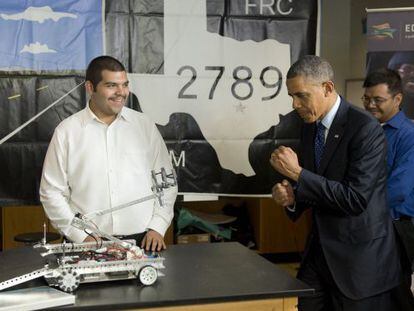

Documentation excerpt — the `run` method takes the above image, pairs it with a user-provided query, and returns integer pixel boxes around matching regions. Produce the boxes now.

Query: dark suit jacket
[291,98,401,300]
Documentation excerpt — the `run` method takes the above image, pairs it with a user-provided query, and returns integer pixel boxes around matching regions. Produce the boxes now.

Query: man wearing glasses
[363,68,414,310]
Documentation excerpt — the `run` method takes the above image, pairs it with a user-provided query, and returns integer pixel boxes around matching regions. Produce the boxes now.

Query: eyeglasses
[361,95,392,106]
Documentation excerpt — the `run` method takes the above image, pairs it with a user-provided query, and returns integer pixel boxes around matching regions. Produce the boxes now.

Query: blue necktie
[314,122,325,169]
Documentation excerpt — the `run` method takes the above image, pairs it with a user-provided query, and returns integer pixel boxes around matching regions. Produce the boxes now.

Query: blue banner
[0,0,103,71]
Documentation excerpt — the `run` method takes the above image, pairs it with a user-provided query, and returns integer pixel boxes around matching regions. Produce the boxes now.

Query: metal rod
[0,82,84,146]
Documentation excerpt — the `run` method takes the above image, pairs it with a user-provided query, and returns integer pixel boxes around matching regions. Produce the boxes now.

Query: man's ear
[394,93,403,108]
[322,80,335,97]
[85,81,94,95]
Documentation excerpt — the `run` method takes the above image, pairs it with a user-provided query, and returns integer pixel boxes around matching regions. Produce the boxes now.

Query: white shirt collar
[81,101,129,127]
[320,95,341,130]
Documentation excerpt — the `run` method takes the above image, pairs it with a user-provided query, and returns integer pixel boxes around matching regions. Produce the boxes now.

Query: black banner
[0,0,317,204]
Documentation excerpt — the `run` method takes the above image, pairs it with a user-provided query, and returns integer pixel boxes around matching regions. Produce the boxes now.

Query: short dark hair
[287,55,334,83]
[85,56,126,88]
[363,68,402,96]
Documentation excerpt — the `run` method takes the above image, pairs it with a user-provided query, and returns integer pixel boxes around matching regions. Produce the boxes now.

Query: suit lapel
[317,100,348,175]
[302,123,316,171]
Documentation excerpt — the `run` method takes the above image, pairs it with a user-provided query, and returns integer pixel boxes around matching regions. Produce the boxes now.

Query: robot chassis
[0,168,177,293]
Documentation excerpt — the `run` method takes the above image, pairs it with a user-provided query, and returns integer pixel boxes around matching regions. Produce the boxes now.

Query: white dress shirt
[320,94,341,142]
[40,104,177,243]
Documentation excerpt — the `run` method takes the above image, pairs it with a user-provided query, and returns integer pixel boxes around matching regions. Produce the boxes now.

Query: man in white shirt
[40,56,177,251]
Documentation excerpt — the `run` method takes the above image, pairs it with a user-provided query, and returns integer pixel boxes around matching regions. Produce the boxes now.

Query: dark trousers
[392,218,414,311]
[297,239,394,311]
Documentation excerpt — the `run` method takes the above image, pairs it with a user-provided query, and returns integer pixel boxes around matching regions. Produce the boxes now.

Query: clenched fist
[272,179,295,207]
[270,146,302,181]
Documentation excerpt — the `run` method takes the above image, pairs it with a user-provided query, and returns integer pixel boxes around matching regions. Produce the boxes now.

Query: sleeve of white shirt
[146,124,177,236]
[39,128,88,243]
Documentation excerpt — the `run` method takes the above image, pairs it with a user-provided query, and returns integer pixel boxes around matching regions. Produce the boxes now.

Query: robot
[0,168,177,293]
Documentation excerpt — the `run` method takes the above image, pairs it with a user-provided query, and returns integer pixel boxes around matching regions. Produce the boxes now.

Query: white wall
[320,0,351,95]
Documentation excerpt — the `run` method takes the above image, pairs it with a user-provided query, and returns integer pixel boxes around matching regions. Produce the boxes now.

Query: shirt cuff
[147,216,170,237]
[65,226,89,243]
[286,203,296,212]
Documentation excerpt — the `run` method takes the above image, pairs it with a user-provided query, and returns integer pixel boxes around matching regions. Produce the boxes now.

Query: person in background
[363,68,414,310]
[270,55,401,311]
[388,51,414,118]
[40,56,177,251]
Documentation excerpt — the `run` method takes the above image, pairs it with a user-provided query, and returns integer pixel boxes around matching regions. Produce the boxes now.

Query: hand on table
[141,229,166,252]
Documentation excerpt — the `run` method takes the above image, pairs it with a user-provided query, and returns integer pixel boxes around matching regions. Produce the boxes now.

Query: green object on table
[176,208,232,240]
